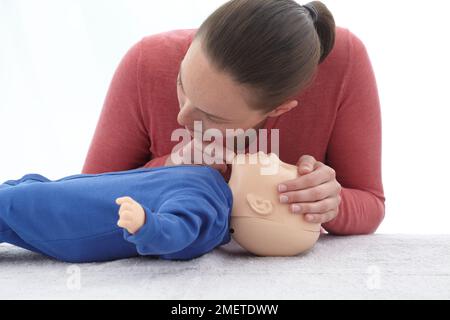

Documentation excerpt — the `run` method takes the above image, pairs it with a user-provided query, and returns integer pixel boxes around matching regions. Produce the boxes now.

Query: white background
[1,0,449,234]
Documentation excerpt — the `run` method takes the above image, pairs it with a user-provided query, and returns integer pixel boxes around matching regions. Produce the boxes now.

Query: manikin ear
[246,193,273,216]
[266,100,299,118]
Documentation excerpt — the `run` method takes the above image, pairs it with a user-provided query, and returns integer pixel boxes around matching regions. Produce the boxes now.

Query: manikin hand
[115,196,146,234]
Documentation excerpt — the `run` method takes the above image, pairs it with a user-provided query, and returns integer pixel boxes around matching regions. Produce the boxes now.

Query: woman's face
[176,39,298,138]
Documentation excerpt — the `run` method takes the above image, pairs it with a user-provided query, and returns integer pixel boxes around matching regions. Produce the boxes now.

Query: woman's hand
[278,155,342,224]
[115,196,146,234]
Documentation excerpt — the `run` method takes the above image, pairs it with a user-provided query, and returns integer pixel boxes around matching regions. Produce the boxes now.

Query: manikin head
[228,152,321,256]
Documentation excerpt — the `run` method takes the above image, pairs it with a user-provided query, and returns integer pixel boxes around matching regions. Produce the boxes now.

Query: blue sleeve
[122,192,229,259]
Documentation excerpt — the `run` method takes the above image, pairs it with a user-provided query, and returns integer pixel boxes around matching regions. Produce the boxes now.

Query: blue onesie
[0,166,232,263]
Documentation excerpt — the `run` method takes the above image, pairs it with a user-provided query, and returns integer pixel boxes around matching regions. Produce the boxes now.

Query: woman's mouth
[186,127,204,138]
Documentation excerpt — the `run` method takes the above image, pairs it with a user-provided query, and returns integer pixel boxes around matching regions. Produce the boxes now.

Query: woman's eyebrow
[178,64,232,122]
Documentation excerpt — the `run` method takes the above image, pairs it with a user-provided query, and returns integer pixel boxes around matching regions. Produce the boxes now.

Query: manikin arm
[115,193,229,260]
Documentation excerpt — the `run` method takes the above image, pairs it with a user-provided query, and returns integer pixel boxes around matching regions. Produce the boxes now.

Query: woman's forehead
[181,44,255,118]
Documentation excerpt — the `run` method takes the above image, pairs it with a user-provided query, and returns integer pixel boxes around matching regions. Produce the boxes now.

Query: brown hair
[194,0,336,111]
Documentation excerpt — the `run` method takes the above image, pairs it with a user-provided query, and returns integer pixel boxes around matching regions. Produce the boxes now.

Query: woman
[83,0,385,235]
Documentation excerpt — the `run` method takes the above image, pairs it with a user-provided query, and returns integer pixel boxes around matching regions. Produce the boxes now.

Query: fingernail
[279,195,289,203]
[278,184,287,192]
[292,205,301,213]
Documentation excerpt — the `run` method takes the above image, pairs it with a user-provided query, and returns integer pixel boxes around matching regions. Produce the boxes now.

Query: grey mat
[1,234,449,299]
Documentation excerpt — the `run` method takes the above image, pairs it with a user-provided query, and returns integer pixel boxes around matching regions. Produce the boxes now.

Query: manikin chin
[228,152,321,256]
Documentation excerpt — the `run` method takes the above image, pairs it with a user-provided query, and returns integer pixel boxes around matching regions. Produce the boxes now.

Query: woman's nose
[177,103,197,127]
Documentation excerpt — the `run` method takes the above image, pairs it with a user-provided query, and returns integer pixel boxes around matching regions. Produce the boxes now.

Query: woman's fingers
[280,181,340,204]
[289,196,341,214]
[279,165,331,193]
[296,155,317,175]
[304,210,339,224]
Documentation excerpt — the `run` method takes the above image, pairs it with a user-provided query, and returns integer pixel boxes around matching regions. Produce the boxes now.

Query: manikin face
[176,38,299,138]
[228,152,321,257]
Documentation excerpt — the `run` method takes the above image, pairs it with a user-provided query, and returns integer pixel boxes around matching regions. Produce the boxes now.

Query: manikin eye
[246,194,273,216]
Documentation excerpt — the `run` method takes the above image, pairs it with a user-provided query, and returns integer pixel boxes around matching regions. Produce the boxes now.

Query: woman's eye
[206,116,227,124]
[206,115,218,122]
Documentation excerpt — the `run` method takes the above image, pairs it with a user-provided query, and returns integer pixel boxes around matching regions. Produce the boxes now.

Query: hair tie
[303,4,318,23]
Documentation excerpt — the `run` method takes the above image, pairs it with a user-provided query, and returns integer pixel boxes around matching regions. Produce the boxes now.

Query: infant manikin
[229,152,321,256]
[0,152,320,263]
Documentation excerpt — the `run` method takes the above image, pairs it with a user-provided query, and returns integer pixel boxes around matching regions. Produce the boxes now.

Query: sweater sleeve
[82,40,151,174]
[322,31,386,235]
[123,193,229,260]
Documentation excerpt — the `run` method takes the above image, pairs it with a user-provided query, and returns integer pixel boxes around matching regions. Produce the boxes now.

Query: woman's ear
[266,100,299,118]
